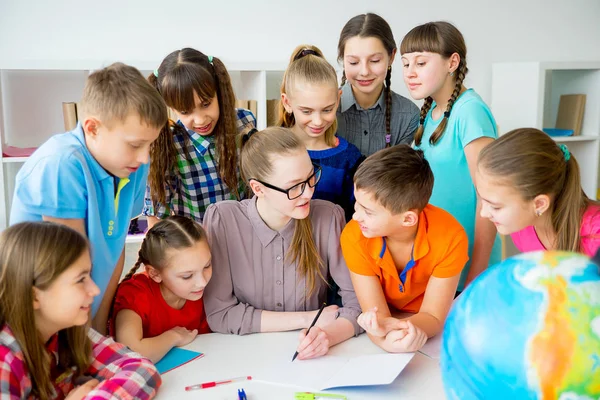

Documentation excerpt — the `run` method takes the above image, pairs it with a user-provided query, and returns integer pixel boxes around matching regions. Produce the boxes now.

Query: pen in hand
[292,302,327,362]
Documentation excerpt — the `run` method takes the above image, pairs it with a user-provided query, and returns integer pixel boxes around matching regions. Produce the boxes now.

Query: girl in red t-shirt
[112,216,212,363]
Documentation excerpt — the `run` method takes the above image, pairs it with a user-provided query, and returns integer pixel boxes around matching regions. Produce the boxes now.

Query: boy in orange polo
[341,145,468,353]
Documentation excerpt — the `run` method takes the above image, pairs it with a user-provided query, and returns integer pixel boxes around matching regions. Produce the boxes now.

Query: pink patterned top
[0,324,161,399]
[511,205,600,256]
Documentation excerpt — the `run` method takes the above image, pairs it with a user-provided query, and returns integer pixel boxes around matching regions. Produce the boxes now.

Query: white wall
[1,0,600,104]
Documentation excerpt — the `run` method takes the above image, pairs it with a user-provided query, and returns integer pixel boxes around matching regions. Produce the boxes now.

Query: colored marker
[184,375,252,391]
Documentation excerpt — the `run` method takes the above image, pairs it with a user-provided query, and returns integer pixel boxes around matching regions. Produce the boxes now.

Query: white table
[155,331,446,400]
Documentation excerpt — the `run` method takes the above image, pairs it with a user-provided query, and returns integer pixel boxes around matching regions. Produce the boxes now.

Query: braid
[429,62,467,146]
[121,258,144,283]
[413,97,433,146]
[341,70,347,87]
[109,257,144,324]
[384,67,392,148]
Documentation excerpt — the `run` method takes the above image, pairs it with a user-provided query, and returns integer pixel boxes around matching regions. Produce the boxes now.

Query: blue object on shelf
[543,128,574,137]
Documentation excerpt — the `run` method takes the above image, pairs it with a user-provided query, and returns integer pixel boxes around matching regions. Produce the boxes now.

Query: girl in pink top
[475,128,600,257]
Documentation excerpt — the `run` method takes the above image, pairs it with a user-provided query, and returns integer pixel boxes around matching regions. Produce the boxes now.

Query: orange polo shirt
[341,204,469,313]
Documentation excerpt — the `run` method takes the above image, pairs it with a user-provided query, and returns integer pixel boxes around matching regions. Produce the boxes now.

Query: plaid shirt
[143,108,256,223]
[0,325,161,399]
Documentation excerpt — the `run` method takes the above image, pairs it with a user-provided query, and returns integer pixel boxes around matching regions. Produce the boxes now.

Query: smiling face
[84,114,160,178]
[352,187,417,238]
[282,81,340,142]
[148,240,212,305]
[34,250,100,335]
[476,167,542,235]
[174,91,220,136]
[343,36,394,98]
[401,51,453,101]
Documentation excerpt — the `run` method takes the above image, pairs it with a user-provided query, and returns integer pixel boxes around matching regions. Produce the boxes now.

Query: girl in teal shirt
[400,21,501,290]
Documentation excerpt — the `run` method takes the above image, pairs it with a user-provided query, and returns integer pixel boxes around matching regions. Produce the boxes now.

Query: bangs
[400,23,444,55]
[160,63,216,113]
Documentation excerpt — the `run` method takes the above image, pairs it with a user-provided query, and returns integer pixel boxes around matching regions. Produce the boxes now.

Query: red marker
[185,375,252,391]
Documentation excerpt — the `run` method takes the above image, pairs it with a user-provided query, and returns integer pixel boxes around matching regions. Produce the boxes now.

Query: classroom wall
[1,0,600,104]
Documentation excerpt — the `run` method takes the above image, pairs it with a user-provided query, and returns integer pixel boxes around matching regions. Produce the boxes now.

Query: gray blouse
[203,197,361,335]
[337,82,420,156]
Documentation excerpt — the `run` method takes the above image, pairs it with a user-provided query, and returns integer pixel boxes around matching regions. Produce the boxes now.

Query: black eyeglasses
[250,164,322,200]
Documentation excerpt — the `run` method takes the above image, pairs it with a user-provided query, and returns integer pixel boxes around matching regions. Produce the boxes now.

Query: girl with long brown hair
[0,222,160,400]
[477,128,600,256]
[145,48,256,226]
[337,13,419,156]
[203,127,361,360]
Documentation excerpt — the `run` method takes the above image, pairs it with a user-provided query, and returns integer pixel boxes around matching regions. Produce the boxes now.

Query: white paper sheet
[418,334,442,360]
[255,353,415,390]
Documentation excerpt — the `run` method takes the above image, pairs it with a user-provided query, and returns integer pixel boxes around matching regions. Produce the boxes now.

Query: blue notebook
[155,348,204,374]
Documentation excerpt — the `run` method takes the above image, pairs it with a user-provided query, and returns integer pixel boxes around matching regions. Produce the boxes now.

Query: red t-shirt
[112,272,211,338]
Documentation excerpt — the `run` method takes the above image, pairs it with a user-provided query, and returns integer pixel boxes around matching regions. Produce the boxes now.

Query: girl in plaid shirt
[0,222,161,400]
[145,48,257,226]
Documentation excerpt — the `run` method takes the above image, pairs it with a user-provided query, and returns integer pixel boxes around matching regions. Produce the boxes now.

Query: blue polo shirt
[10,124,148,315]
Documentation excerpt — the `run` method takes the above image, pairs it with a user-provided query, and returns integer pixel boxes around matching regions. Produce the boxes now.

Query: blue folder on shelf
[543,128,574,137]
[155,348,204,374]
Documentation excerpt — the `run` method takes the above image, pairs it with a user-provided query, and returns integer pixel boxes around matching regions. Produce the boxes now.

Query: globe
[441,251,600,399]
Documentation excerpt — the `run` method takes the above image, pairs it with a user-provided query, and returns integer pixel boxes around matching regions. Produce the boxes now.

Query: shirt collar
[46,332,59,353]
[247,196,296,247]
[413,207,431,261]
[340,82,386,113]
[72,123,112,181]
[367,207,431,269]
[178,121,212,155]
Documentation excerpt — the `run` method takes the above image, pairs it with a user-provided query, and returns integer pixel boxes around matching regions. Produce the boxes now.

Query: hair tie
[559,144,571,161]
[242,128,258,145]
[294,49,319,61]
[153,69,159,78]
[444,111,451,119]
[208,55,214,65]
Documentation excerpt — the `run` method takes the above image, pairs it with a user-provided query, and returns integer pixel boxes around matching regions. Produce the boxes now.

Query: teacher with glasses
[203,126,362,361]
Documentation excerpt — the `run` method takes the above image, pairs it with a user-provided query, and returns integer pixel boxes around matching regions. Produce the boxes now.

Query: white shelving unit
[0,61,289,230]
[491,61,600,199]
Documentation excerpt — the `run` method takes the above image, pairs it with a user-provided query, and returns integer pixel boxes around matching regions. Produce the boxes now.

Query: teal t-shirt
[416,89,501,290]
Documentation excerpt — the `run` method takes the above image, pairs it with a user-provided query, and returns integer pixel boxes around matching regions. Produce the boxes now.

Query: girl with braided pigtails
[400,21,501,292]
[337,13,419,157]
[111,216,212,363]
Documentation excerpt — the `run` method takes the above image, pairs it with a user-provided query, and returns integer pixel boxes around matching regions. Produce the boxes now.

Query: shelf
[126,234,145,244]
[540,61,600,71]
[2,157,29,163]
[550,135,599,142]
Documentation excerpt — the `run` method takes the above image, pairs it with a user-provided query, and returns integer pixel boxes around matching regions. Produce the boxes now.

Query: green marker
[295,392,347,400]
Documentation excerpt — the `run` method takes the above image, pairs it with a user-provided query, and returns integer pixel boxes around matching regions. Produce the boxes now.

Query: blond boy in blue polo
[10,63,167,333]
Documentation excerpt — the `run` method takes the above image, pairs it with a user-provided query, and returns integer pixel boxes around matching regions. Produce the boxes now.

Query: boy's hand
[296,326,330,360]
[65,379,99,400]
[168,326,198,347]
[358,307,404,337]
[383,320,427,353]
